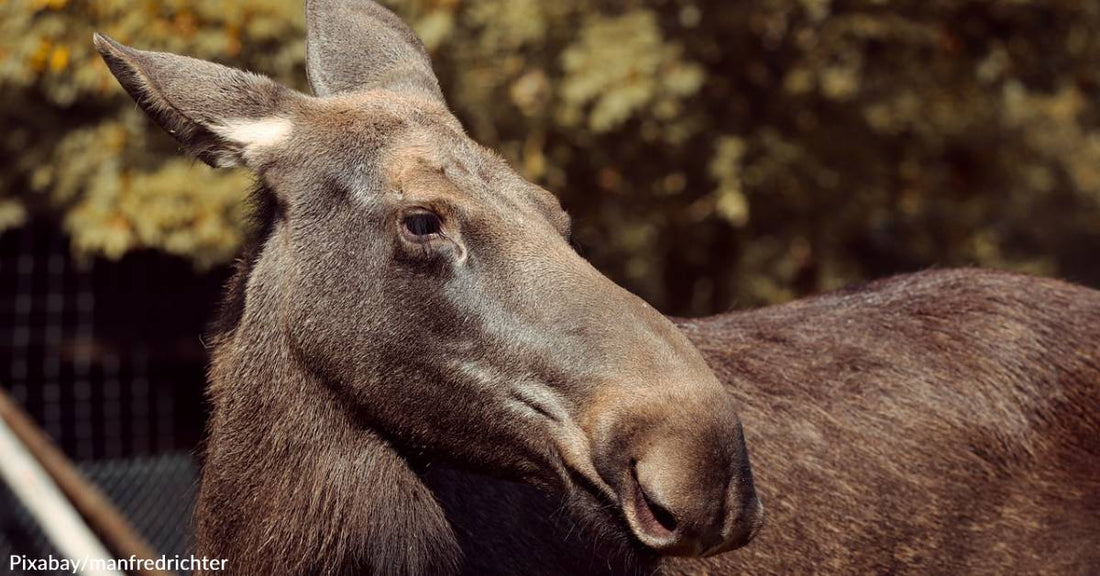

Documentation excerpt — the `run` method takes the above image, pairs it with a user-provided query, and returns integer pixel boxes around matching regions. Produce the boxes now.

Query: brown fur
[668,269,1100,575]
[91,2,1099,574]
[424,270,1100,575]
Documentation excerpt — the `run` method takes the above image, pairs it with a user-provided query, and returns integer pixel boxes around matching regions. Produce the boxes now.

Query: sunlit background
[0,0,1098,571]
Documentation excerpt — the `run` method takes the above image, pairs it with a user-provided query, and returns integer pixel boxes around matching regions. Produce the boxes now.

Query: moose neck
[197,234,461,576]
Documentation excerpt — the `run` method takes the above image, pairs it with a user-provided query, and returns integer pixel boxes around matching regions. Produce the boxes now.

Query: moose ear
[305,0,444,103]
[93,33,299,169]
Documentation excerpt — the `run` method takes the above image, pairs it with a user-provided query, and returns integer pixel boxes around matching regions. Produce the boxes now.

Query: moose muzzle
[591,386,764,556]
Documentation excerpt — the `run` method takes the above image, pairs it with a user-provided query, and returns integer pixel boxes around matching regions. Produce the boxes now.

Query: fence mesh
[0,453,199,576]
[1,222,219,575]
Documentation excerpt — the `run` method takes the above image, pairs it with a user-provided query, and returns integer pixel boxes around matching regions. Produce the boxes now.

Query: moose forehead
[285,92,571,237]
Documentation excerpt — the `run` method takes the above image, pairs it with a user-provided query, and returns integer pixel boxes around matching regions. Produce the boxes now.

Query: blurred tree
[1,0,303,267]
[2,0,1098,314]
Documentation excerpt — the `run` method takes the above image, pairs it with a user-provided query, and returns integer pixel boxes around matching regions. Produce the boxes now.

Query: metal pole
[0,408,124,576]
[0,388,174,576]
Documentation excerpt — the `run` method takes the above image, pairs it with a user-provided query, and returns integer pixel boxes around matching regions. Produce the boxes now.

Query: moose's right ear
[93,33,301,169]
[305,0,444,103]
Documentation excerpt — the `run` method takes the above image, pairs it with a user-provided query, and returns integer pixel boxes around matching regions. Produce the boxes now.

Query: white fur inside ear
[213,117,294,163]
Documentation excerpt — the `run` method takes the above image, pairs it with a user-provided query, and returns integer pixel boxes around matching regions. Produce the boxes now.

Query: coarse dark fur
[92,1,1099,574]
[668,269,1100,575]
[408,270,1100,576]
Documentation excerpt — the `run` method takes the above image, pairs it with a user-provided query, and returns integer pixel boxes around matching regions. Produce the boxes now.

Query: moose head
[94,0,763,567]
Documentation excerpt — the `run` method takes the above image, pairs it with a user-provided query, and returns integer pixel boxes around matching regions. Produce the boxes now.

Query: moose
[94,0,1099,574]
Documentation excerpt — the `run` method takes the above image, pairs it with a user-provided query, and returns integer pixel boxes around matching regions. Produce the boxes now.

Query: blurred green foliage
[2,0,1098,314]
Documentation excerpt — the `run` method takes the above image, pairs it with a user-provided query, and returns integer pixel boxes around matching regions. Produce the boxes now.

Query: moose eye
[395,208,465,263]
[402,212,442,238]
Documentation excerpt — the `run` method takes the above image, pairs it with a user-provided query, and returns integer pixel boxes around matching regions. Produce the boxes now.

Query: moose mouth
[535,430,669,559]
[508,384,760,558]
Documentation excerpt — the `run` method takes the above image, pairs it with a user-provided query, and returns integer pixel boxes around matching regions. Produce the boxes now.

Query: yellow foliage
[559,10,704,133]
[709,137,750,227]
[1,0,1098,314]
[65,160,252,268]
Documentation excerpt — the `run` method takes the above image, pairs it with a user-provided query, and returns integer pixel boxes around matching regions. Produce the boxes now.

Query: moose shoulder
[680,269,1100,574]
[91,0,1099,574]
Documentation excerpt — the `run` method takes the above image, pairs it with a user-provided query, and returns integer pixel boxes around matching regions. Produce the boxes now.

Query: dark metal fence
[0,455,198,576]
[0,222,224,574]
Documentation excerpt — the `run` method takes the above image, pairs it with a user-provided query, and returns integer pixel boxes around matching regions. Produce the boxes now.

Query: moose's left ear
[93,33,301,169]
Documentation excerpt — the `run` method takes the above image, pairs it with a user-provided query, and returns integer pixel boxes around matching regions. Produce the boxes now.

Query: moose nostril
[629,459,678,536]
